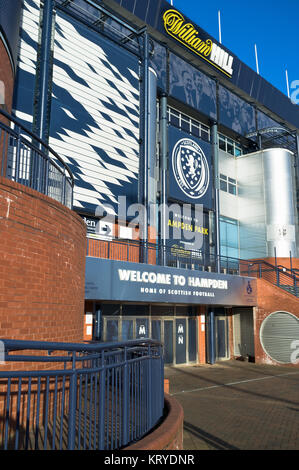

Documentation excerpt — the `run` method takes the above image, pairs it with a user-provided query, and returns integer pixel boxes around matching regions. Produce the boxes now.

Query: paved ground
[164,360,299,450]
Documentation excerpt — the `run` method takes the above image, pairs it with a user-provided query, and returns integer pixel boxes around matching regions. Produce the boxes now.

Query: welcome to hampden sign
[162,9,234,78]
[85,258,257,306]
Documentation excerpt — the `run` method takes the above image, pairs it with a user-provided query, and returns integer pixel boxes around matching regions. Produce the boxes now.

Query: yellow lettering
[163,9,232,77]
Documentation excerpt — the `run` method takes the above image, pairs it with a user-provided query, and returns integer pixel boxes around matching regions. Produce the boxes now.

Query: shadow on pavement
[184,421,239,450]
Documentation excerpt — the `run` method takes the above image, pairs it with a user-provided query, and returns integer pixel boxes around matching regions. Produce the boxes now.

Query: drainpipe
[35,0,54,142]
[211,121,221,273]
[139,30,149,263]
[208,309,216,365]
[159,93,168,266]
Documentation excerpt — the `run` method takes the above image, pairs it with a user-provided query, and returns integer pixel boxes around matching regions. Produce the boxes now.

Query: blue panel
[120,0,136,11]
[133,0,149,21]
[136,318,149,339]
[0,0,22,69]
[176,319,186,364]
[164,320,173,364]
[216,318,226,358]
[219,85,256,136]
[149,40,167,91]
[169,53,216,120]
[168,125,213,209]
[49,11,140,215]
[188,318,197,362]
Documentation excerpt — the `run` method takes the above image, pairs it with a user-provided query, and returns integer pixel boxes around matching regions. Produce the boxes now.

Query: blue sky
[168,0,299,98]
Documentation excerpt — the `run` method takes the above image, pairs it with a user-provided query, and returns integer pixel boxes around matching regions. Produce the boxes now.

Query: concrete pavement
[164,360,299,450]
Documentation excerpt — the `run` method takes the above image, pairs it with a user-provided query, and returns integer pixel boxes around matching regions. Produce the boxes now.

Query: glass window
[181,116,190,133]
[228,184,237,195]
[167,106,210,141]
[122,320,133,340]
[151,305,174,316]
[191,121,200,137]
[102,304,120,316]
[122,304,149,316]
[218,133,243,156]
[219,136,226,151]
[220,179,227,192]
[106,320,119,342]
[151,320,161,341]
[235,146,242,157]
[227,139,234,155]
[220,217,239,259]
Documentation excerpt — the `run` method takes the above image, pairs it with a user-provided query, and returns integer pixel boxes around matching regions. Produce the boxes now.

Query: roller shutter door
[260,311,299,364]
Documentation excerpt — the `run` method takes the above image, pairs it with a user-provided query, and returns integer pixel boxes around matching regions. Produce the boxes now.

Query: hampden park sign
[85,258,257,306]
[163,9,234,78]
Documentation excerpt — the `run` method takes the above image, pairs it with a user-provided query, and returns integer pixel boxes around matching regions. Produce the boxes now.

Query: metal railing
[86,237,243,275]
[0,108,74,208]
[0,338,164,450]
[86,237,299,296]
[240,259,299,296]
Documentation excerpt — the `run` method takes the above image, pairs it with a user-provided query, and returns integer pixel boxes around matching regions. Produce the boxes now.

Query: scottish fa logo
[172,138,209,199]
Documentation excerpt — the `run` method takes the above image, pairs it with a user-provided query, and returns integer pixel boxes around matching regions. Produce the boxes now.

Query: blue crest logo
[172,138,210,199]
[247,281,253,295]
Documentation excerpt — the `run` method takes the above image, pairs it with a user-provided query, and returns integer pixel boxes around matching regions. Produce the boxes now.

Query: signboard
[85,258,257,306]
[162,9,234,78]
[81,215,114,240]
[166,208,210,256]
[168,126,213,209]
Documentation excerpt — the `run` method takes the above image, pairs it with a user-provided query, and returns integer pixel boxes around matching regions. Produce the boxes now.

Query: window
[218,133,243,157]
[220,216,239,260]
[220,174,238,196]
[167,106,210,142]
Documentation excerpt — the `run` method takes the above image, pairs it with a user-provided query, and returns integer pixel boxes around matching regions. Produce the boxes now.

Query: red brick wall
[0,39,14,112]
[0,38,14,175]
[197,305,206,364]
[255,278,299,366]
[264,257,299,271]
[0,177,86,345]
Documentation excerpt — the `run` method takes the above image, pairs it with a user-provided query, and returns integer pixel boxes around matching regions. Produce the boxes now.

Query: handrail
[0,108,74,208]
[1,337,160,354]
[0,338,164,450]
[0,108,74,183]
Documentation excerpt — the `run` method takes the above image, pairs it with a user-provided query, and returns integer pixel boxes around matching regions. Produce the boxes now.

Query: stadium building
[2,0,299,366]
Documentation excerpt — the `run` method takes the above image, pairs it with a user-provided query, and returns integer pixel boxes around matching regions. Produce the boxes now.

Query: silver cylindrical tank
[263,148,297,257]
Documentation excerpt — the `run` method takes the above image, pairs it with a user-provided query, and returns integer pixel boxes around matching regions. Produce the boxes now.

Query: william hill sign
[163,9,234,78]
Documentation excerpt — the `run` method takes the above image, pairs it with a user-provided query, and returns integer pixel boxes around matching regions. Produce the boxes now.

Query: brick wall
[0,177,86,346]
[0,38,14,175]
[0,38,14,112]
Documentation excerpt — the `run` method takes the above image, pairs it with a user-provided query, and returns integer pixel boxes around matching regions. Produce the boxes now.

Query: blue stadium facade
[7,0,299,366]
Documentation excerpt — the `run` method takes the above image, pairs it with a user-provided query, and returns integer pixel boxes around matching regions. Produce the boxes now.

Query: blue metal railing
[0,338,164,450]
[0,108,74,209]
